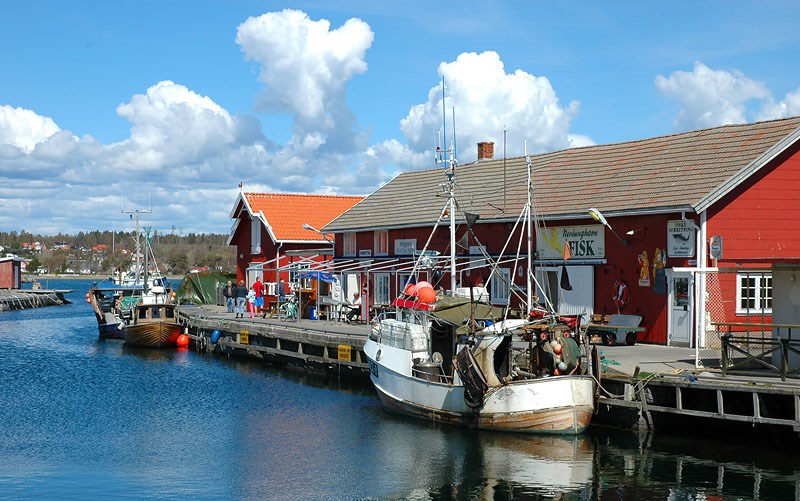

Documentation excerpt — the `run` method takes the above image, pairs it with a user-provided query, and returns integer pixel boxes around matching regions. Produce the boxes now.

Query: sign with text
[536,225,606,260]
[359,249,372,257]
[394,239,417,256]
[667,220,696,257]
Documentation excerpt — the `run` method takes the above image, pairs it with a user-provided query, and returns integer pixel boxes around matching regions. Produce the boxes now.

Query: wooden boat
[88,284,145,339]
[123,302,183,348]
[364,143,597,435]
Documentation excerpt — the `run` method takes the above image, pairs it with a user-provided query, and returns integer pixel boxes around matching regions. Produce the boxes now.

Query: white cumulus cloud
[655,62,770,130]
[236,9,373,142]
[757,87,800,121]
[0,105,61,153]
[399,51,581,163]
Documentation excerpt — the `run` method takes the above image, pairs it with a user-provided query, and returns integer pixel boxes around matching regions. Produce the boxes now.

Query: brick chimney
[477,141,494,160]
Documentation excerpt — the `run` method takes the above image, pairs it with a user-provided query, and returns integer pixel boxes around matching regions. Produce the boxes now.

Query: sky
[2,1,800,237]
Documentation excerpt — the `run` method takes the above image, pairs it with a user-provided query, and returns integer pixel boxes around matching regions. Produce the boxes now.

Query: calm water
[1,279,799,500]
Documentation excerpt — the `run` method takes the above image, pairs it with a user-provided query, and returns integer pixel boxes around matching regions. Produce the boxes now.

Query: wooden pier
[176,304,370,378]
[177,304,800,439]
[594,344,800,438]
[0,289,71,310]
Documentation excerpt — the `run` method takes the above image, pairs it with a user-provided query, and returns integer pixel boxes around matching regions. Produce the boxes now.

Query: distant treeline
[0,230,235,276]
[0,229,227,250]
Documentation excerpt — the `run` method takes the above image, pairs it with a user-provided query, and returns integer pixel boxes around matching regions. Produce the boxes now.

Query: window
[489,268,511,305]
[343,233,356,257]
[251,218,261,254]
[374,230,388,256]
[374,273,390,305]
[736,273,772,315]
[398,273,414,295]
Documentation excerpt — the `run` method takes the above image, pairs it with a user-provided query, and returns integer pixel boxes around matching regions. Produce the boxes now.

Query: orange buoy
[86,297,92,303]
[417,286,436,303]
[553,343,562,355]
[85,292,90,299]
[176,334,189,348]
[416,281,433,291]
[403,283,417,296]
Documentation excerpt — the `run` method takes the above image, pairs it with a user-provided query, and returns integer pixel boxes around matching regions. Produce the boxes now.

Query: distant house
[227,192,363,291]
[0,256,23,289]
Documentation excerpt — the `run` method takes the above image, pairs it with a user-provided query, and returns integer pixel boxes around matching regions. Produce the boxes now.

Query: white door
[534,266,594,323]
[667,270,693,347]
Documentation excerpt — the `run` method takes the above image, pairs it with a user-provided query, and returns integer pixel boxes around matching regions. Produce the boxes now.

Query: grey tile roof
[325,117,800,232]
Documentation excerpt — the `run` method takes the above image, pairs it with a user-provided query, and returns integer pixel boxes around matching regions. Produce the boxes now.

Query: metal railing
[714,322,800,380]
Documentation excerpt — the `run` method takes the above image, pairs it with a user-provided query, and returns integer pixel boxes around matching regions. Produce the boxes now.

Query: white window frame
[736,272,772,315]
[374,273,391,305]
[343,233,356,257]
[398,272,414,295]
[250,218,261,255]
[489,268,511,305]
[374,230,388,256]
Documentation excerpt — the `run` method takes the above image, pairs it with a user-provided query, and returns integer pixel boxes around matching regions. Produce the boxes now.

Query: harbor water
[1,279,799,500]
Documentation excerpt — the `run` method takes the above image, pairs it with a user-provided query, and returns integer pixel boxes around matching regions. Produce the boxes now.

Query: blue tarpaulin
[299,270,338,283]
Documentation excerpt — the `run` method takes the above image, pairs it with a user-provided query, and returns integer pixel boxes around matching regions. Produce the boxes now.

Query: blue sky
[2,1,800,236]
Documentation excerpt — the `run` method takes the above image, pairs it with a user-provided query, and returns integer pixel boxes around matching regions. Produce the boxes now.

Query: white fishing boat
[364,139,597,435]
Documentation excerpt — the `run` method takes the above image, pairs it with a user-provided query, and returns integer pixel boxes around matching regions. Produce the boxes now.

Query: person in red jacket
[253,277,264,316]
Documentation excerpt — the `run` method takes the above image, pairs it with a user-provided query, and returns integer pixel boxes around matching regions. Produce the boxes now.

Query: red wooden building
[323,117,800,346]
[0,256,23,289]
[227,192,363,311]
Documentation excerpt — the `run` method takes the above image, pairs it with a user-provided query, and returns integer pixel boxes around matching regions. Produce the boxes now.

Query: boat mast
[525,142,533,311]
[436,77,458,295]
[122,207,151,286]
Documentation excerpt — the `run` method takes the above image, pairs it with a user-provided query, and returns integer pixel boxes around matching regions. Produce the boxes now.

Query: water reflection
[1,279,799,500]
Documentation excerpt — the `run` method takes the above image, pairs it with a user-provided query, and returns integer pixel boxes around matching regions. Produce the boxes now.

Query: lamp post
[588,208,628,245]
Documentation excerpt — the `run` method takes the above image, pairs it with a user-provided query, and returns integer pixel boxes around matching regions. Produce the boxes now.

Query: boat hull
[123,322,182,348]
[98,321,124,340]
[366,340,595,435]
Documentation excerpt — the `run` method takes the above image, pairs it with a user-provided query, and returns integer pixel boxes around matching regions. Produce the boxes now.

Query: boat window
[152,306,162,318]
[165,307,175,318]
[138,308,148,320]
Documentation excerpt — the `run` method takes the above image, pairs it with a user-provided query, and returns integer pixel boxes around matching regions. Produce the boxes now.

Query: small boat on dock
[123,301,183,348]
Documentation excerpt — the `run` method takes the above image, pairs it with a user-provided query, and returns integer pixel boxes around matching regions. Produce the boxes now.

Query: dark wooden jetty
[0,289,71,310]
[593,344,800,438]
[177,304,800,438]
[176,304,370,379]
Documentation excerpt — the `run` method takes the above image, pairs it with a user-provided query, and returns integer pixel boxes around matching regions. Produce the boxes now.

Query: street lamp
[302,223,334,244]
[588,207,628,245]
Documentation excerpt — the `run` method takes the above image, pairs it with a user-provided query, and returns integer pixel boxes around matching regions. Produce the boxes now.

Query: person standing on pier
[223,280,236,313]
[253,276,264,316]
[234,280,248,318]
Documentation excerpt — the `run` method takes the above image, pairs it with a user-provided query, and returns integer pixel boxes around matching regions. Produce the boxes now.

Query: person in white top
[346,292,361,323]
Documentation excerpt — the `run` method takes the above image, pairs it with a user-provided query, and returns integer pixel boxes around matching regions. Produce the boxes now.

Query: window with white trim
[250,218,261,254]
[374,273,390,305]
[736,272,772,315]
[374,230,388,256]
[343,233,356,257]
[489,268,511,305]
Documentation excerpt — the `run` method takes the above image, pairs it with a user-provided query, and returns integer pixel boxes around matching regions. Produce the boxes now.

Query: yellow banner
[338,344,351,361]
[240,330,249,345]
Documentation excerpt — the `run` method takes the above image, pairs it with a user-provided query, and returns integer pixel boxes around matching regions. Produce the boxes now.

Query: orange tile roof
[243,193,363,242]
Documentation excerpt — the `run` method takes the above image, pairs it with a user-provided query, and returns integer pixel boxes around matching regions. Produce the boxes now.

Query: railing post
[781,338,789,381]
[721,333,729,376]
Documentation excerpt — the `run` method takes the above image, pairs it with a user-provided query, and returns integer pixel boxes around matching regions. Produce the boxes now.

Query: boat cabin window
[138,308,149,320]
[164,306,175,319]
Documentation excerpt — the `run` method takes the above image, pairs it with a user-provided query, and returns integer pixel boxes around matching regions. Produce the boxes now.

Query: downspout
[276,243,283,284]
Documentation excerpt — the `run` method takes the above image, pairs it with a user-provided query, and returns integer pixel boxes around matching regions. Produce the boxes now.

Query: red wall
[0,260,21,289]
